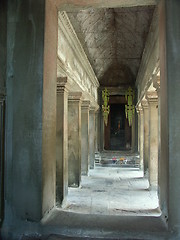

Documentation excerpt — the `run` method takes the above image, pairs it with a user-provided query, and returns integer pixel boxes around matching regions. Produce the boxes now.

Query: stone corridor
[1,1,180,239]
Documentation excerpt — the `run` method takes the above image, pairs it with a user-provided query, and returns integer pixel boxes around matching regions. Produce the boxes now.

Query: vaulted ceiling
[67,6,155,87]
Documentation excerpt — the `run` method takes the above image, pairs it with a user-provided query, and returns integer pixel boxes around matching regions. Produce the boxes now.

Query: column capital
[153,75,160,94]
[95,108,100,114]
[136,105,140,114]
[146,91,158,104]
[68,92,82,102]
[141,99,149,109]
[136,105,143,114]
[81,100,90,110]
[89,106,96,112]
[57,77,70,93]
[139,105,143,114]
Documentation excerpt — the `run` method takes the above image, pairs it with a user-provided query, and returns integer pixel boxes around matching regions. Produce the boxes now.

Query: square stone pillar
[89,107,96,169]
[153,75,161,193]
[159,1,180,234]
[96,109,101,153]
[68,92,82,187]
[56,77,69,206]
[95,110,99,153]
[81,100,90,175]
[131,113,136,152]
[99,108,105,152]
[136,107,140,153]
[141,99,149,177]
[146,91,158,189]
[4,0,57,221]
[138,105,144,171]
[0,93,5,224]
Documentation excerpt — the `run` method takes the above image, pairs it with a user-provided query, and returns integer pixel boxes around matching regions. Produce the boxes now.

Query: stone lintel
[99,86,132,96]
[146,91,158,103]
[141,99,149,109]
[58,0,157,11]
[68,92,82,102]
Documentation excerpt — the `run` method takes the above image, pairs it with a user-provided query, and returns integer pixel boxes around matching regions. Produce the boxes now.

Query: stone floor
[41,166,168,240]
[64,166,160,216]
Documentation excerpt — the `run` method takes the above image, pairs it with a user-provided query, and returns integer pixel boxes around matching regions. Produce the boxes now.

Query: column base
[81,171,88,176]
[144,169,149,179]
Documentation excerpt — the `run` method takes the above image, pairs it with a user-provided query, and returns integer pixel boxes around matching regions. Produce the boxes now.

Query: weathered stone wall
[42,0,57,217]
[3,0,57,227]
[136,7,159,102]
[0,0,7,226]
[159,0,180,235]
[58,12,99,103]
[5,0,45,222]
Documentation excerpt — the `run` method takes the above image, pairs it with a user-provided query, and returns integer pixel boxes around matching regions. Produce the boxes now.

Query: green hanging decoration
[102,88,110,126]
[125,87,135,126]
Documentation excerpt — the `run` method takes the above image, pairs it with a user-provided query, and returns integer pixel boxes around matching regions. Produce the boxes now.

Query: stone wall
[58,11,99,103]
[0,0,7,226]
[4,0,57,228]
[136,6,159,103]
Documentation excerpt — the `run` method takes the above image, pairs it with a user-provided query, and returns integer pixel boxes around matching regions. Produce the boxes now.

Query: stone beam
[55,0,157,11]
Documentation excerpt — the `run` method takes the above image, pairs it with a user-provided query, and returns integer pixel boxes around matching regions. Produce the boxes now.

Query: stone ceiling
[67,6,155,86]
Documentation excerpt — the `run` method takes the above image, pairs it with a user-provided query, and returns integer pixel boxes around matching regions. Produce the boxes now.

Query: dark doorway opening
[104,101,131,151]
[110,104,126,150]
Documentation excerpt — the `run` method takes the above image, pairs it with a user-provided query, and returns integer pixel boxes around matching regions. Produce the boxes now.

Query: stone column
[68,92,82,187]
[95,110,99,153]
[99,89,104,152]
[131,113,136,152]
[159,2,180,232]
[81,100,90,175]
[153,74,161,190]
[139,105,144,171]
[141,99,149,177]
[4,0,57,221]
[89,107,96,169]
[0,92,5,223]
[56,77,69,206]
[96,109,100,152]
[100,108,104,152]
[136,107,140,153]
[146,91,158,189]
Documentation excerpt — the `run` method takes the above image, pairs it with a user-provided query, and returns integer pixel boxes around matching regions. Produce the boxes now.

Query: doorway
[104,96,132,151]
[110,104,131,150]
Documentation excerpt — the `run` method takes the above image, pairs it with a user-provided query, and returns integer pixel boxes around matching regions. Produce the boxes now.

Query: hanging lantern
[102,88,110,126]
[125,87,135,126]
